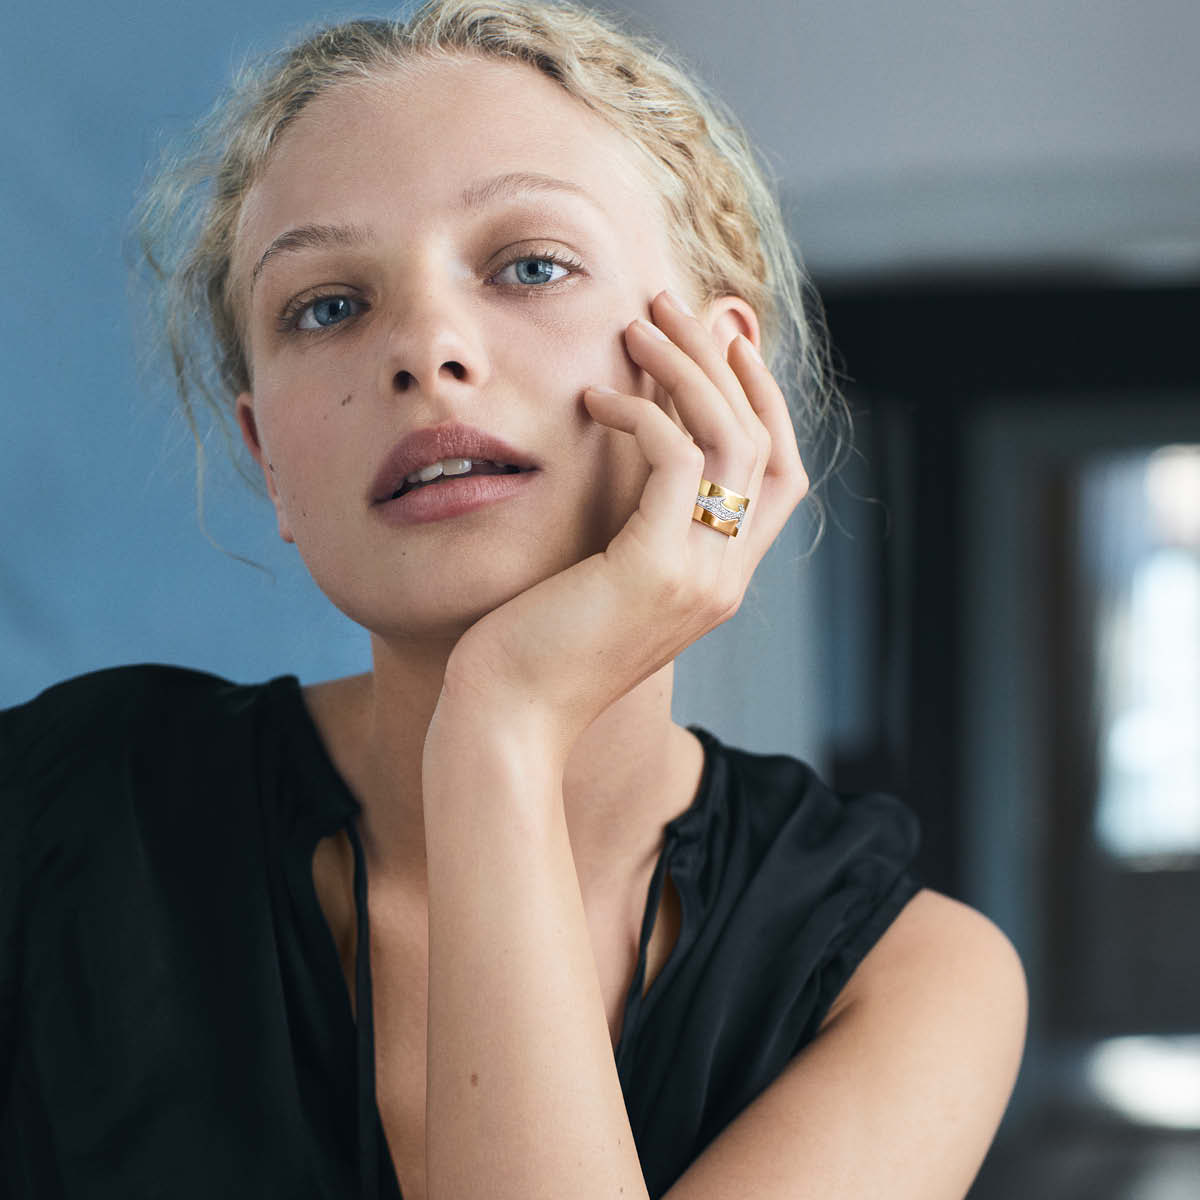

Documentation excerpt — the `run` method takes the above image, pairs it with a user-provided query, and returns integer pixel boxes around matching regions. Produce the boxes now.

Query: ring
[692,478,750,537]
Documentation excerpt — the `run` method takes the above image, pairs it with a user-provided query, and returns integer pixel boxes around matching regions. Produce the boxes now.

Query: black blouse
[0,664,920,1199]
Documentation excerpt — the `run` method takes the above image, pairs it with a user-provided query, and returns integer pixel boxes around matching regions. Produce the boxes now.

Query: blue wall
[1,1,830,766]
[2,4,414,707]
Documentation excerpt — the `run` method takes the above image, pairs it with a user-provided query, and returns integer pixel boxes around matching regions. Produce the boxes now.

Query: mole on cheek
[341,392,353,407]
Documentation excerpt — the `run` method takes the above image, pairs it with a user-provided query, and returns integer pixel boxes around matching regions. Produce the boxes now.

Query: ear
[700,294,762,361]
[236,392,295,544]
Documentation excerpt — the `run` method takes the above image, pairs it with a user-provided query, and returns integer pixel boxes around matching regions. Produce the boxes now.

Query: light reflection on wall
[1087,1035,1200,1129]
[1087,445,1200,862]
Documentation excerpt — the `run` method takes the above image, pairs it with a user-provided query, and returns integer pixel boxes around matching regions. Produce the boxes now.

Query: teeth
[404,457,513,484]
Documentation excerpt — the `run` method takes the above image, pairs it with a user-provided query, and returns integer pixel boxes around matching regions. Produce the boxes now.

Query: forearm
[420,710,650,1200]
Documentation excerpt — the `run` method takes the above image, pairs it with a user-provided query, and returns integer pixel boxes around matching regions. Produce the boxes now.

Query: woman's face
[234,56,698,643]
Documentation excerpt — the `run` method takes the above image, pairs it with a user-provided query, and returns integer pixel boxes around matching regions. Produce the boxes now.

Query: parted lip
[369,421,540,504]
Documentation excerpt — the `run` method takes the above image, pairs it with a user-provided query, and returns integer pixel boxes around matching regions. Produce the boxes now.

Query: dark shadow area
[816,273,1200,1197]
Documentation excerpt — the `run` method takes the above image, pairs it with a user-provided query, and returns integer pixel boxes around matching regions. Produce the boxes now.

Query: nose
[376,287,490,402]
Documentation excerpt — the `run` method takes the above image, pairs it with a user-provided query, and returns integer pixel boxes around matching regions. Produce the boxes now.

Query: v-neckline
[272,672,717,1199]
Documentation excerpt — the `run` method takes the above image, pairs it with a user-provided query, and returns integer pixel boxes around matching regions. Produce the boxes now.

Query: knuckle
[683,440,706,472]
[735,448,758,481]
[793,462,811,501]
[718,585,743,621]
[716,449,756,491]
[657,564,693,604]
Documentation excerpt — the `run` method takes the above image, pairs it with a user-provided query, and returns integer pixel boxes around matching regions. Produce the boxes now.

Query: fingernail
[662,288,695,317]
[587,385,618,395]
[634,317,670,341]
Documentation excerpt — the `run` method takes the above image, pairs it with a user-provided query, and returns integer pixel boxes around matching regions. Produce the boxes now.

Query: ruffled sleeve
[619,727,922,1199]
[796,787,923,1043]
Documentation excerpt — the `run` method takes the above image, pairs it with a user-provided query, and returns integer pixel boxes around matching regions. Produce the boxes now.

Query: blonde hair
[136,0,849,557]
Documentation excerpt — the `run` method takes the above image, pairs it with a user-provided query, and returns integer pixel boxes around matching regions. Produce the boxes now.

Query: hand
[434,288,810,768]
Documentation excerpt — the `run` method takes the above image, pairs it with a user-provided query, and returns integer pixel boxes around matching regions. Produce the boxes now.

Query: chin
[310,552,565,645]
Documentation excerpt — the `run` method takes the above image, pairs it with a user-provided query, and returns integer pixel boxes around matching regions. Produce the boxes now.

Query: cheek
[254,385,359,515]
[513,298,643,399]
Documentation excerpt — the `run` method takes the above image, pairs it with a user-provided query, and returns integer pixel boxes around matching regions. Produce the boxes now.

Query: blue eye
[296,295,362,330]
[494,254,576,287]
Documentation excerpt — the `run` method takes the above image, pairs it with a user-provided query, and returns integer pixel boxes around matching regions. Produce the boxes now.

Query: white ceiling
[615,0,1200,283]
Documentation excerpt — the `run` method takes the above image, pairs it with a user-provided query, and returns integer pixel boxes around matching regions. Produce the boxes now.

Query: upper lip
[369,421,540,504]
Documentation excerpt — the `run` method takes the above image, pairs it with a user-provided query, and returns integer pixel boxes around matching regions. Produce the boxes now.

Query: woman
[0,2,1027,1197]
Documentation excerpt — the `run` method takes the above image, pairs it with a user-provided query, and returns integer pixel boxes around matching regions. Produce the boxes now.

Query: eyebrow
[250,223,371,291]
[249,172,603,291]
[454,170,599,214]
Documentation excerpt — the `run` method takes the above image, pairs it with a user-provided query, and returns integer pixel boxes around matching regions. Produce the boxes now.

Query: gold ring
[692,478,749,537]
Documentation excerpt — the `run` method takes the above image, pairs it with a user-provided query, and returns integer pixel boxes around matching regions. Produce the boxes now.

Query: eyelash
[276,248,586,333]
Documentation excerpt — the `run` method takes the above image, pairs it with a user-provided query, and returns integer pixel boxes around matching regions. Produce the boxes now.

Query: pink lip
[372,468,540,525]
[369,421,539,506]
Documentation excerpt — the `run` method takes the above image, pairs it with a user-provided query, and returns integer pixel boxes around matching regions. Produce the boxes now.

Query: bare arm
[421,711,650,1200]
[421,686,1026,1200]
[660,889,1028,1199]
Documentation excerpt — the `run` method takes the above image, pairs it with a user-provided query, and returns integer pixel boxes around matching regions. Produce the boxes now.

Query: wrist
[423,687,567,792]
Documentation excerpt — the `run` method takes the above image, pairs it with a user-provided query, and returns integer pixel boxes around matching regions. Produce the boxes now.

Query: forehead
[234,56,667,288]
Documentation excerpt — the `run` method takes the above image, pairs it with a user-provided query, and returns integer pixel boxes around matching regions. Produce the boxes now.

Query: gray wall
[630,0,1200,282]
[5,1,1197,767]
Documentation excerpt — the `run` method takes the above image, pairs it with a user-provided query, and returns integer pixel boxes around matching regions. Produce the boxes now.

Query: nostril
[391,362,467,389]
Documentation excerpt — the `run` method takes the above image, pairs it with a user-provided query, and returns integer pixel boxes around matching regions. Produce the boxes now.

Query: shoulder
[2,663,260,764]
[3,661,244,720]
[0,663,277,831]
[686,730,925,1041]
[1,662,288,922]
[822,888,1028,1123]
[813,889,1027,1191]
[718,735,922,933]
[700,733,922,872]
[826,888,1027,1032]
[0,665,237,964]
[659,889,1026,1199]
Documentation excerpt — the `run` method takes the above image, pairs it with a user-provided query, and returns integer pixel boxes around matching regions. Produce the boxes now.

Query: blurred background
[3,1,1198,1195]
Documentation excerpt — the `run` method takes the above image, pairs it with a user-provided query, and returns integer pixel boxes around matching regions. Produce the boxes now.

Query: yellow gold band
[692,479,750,538]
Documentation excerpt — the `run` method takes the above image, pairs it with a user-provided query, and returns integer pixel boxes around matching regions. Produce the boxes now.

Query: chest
[327,867,681,1200]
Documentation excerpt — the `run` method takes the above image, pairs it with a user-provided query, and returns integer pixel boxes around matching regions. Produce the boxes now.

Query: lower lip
[372,470,540,525]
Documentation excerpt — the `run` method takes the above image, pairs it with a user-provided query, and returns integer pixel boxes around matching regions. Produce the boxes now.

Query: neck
[321,633,702,911]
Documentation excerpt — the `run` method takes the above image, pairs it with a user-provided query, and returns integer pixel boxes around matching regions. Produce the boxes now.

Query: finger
[583,386,707,553]
[726,334,809,501]
[718,335,809,555]
[624,317,757,495]
[647,290,760,435]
